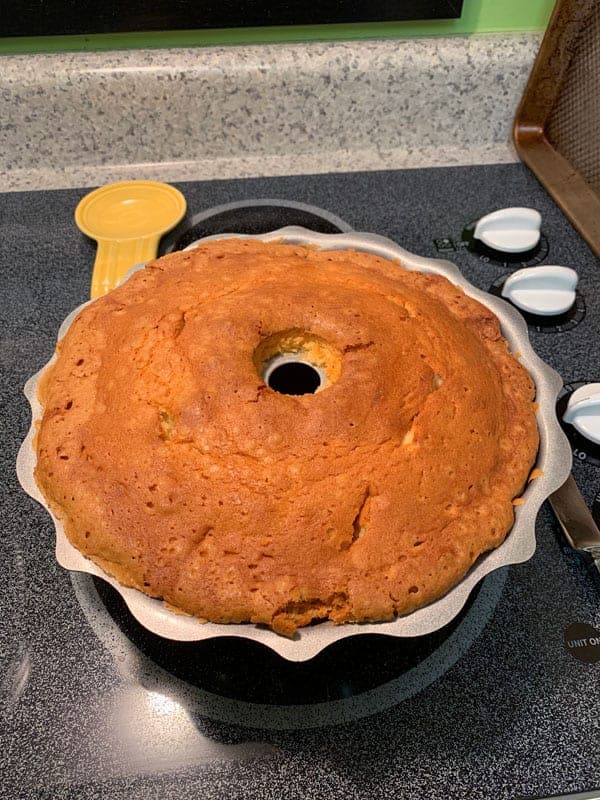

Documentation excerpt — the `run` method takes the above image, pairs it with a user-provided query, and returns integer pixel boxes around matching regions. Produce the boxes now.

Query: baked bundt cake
[35,238,539,635]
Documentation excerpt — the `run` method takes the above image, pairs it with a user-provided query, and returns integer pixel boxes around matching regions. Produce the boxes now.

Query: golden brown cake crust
[35,240,539,635]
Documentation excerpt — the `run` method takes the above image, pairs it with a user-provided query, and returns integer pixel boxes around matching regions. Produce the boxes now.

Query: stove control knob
[501,265,578,316]
[563,383,600,445]
[474,207,541,254]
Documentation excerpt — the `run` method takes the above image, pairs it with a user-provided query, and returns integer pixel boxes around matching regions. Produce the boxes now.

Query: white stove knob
[563,384,600,446]
[474,207,541,253]
[501,265,578,316]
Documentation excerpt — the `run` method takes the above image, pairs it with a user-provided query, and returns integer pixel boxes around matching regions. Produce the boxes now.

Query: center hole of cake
[254,329,342,396]
[266,360,322,395]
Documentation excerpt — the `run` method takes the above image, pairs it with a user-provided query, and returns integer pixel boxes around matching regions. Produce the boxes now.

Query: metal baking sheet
[16,227,573,661]
[514,0,600,260]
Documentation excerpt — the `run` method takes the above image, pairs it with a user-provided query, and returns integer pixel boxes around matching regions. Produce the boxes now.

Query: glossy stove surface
[2,164,600,800]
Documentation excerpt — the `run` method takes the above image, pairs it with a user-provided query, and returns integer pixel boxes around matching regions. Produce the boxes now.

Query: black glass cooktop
[3,163,600,800]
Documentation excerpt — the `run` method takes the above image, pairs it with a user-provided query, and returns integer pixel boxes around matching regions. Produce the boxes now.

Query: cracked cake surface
[34,238,539,635]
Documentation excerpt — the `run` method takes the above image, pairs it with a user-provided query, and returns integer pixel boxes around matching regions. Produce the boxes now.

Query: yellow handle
[91,235,161,298]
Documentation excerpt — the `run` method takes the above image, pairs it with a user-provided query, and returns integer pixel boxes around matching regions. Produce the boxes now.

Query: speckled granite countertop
[1,33,541,191]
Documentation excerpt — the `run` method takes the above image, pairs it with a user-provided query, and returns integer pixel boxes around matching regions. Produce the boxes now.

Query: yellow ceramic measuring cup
[75,181,187,298]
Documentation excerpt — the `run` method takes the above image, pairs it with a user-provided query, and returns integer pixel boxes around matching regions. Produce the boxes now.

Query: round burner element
[160,198,353,254]
[489,274,586,332]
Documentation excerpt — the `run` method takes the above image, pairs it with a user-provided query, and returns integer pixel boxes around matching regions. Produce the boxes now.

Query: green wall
[0,0,555,54]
